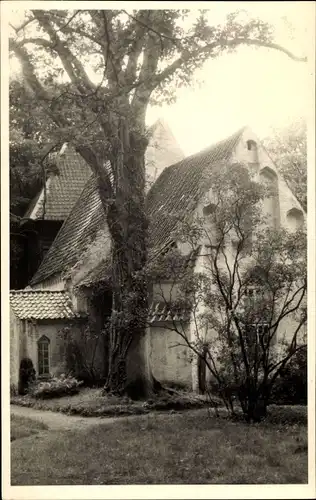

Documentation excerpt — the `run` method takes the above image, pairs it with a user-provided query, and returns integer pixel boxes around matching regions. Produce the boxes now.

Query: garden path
[10,404,138,431]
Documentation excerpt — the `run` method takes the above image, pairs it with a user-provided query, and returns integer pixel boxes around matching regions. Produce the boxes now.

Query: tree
[9,9,307,397]
[263,120,307,212]
[148,162,307,422]
[10,79,60,288]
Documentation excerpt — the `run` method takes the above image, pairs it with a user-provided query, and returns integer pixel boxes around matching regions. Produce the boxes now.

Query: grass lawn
[11,414,48,442]
[11,411,307,485]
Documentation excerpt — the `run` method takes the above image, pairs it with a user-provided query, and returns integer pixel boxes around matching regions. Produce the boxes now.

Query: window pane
[38,340,50,375]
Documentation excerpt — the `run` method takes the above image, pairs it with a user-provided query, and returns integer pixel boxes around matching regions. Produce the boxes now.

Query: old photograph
[3,0,314,495]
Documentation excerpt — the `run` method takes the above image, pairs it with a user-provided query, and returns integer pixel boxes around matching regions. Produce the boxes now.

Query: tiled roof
[78,246,200,288]
[31,128,244,286]
[148,301,190,323]
[31,175,104,285]
[24,147,92,221]
[146,127,245,251]
[10,290,80,320]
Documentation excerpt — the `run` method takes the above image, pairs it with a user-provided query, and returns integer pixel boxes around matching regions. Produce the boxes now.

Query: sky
[145,2,311,155]
[8,1,312,156]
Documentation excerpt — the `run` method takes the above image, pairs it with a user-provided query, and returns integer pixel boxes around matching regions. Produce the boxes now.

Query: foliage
[10,79,60,217]
[59,323,107,386]
[31,374,83,399]
[270,346,307,405]
[263,119,307,211]
[10,79,61,288]
[18,357,36,395]
[11,386,211,416]
[148,162,307,422]
[9,9,306,395]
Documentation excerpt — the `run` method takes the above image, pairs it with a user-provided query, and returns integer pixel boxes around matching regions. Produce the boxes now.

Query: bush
[31,375,83,399]
[270,348,307,405]
[60,325,106,387]
[18,358,36,395]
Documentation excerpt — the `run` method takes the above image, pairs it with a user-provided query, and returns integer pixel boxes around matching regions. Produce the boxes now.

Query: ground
[11,414,48,441]
[11,387,211,416]
[11,404,307,485]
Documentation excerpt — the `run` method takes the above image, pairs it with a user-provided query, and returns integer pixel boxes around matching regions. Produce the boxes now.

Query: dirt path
[10,404,140,431]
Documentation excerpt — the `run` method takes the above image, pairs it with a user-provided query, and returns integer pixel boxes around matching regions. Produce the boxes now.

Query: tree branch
[150,37,307,91]
[10,16,36,33]
[32,10,96,93]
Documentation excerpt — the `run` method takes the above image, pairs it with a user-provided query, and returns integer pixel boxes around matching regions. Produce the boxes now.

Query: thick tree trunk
[242,388,268,423]
[101,123,154,399]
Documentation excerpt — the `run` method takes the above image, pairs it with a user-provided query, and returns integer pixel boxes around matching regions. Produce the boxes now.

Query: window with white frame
[244,322,270,345]
[37,335,50,376]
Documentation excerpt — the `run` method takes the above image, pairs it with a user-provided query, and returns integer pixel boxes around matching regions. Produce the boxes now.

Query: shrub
[18,358,36,395]
[270,348,307,405]
[59,325,106,387]
[31,375,83,399]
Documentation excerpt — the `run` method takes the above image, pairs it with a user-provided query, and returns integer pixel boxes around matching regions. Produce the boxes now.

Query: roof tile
[10,290,80,320]
[148,301,190,323]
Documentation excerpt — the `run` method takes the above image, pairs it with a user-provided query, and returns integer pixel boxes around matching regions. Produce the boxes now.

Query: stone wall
[10,311,21,391]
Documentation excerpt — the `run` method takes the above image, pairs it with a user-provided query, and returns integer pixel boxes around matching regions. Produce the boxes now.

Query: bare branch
[32,10,96,93]
[10,16,36,33]
[150,37,307,91]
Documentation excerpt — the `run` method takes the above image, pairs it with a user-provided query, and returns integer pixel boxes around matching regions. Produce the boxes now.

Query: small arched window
[246,140,258,162]
[259,167,280,228]
[203,203,216,217]
[202,203,218,247]
[286,208,304,232]
[37,335,50,376]
[247,140,257,151]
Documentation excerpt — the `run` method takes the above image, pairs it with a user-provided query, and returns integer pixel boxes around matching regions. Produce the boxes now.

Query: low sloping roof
[10,290,80,320]
[148,301,190,323]
[24,147,92,221]
[31,128,244,286]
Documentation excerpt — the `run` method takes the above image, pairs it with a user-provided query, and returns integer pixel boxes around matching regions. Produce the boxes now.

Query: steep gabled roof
[24,119,184,222]
[147,127,245,250]
[24,147,92,221]
[30,174,104,285]
[10,290,80,319]
[31,127,244,286]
